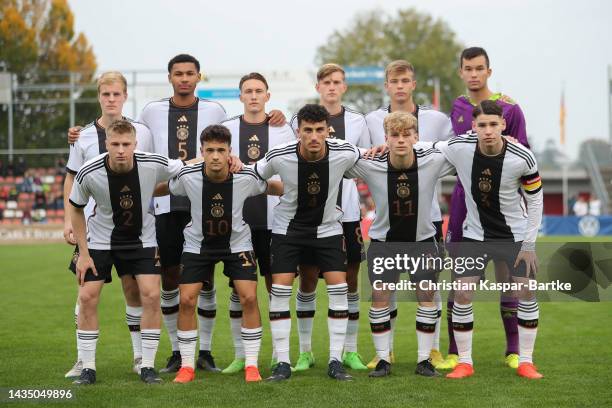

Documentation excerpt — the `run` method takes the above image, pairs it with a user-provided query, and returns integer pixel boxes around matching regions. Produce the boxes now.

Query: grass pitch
[0,240,611,407]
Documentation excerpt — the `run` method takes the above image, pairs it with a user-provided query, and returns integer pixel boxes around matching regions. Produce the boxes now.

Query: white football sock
[242,327,263,368]
[269,284,292,364]
[452,303,474,365]
[368,307,390,362]
[160,289,179,352]
[517,299,539,364]
[416,305,438,362]
[229,292,245,359]
[296,289,316,353]
[198,288,216,351]
[141,329,161,369]
[126,305,142,359]
[345,292,360,353]
[78,330,99,371]
[327,283,348,363]
[177,329,198,369]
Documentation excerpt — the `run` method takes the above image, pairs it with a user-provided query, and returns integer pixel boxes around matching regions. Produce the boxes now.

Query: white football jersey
[366,105,455,222]
[436,134,542,242]
[69,152,183,250]
[138,97,227,215]
[290,106,372,222]
[66,118,153,220]
[255,139,360,239]
[169,164,268,254]
[222,115,294,230]
[345,143,454,241]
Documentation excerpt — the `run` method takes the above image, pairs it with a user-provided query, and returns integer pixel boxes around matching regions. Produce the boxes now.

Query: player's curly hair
[297,104,329,127]
[200,124,232,145]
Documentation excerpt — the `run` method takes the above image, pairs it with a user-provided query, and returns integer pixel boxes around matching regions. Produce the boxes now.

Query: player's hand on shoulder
[229,155,244,173]
[76,254,97,286]
[67,126,83,144]
[363,143,388,159]
[503,135,519,144]
[267,110,286,127]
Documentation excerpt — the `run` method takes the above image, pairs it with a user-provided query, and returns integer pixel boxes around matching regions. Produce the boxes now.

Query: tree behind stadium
[316,8,464,113]
[0,0,97,162]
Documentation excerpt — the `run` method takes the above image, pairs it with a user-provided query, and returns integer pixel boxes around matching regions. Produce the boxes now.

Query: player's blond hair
[97,71,128,94]
[317,63,345,82]
[106,119,135,138]
[385,60,415,81]
[384,111,418,135]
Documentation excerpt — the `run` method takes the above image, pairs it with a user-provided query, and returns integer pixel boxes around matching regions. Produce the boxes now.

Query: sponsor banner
[542,216,612,236]
[0,225,64,244]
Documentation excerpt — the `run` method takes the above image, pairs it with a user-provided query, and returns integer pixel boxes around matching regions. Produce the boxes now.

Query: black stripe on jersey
[168,99,198,212]
[265,144,296,161]
[106,155,143,249]
[470,145,514,240]
[328,113,346,208]
[506,143,536,169]
[94,120,107,154]
[239,117,270,229]
[133,157,169,167]
[448,138,478,146]
[385,153,419,242]
[177,164,204,180]
[287,148,331,239]
[415,148,439,157]
[135,152,169,165]
[66,167,77,175]
[76,159,106,184]
[328,110,346,140]
[201,167,233,252]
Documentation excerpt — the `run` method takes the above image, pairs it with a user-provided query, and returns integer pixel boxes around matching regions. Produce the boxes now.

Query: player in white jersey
[288,64,371,371]
[434,101,543,380]
[63,72,153,379]
[256,104,360,382]
[364,60,455,368]
[346,111,454,378]
[153,125,283,384]
[68,120,185,385]
[221,73,294,374]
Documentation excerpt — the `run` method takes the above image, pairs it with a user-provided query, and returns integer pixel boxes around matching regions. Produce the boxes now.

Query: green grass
[0,241,611,408]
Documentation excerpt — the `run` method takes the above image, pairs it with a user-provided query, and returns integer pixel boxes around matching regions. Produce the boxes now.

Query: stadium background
[0,1,611,407]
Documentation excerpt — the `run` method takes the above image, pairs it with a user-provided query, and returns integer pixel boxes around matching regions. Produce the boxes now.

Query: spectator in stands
[589,194,602,216]
[0,158,5,177]
[55,157,67,177]
[573,195,589,216]
[568,194,577,215]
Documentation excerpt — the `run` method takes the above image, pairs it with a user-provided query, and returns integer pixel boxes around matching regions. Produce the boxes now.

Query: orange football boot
[517,362,543,379]
[446,363,474,379]
[245,365,262,382]
[173,366,195,383]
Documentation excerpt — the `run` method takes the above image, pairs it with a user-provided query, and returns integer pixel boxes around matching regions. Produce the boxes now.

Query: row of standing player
[62,46,538,384]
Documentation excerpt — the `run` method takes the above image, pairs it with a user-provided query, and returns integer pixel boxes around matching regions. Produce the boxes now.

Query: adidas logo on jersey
[309,173,319,179]
[121,185,131,192]
[482,168,492,176]
[398,173,408,180]
[213,193,223,200]
[249,135,259,142]
[178,115,188,123]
